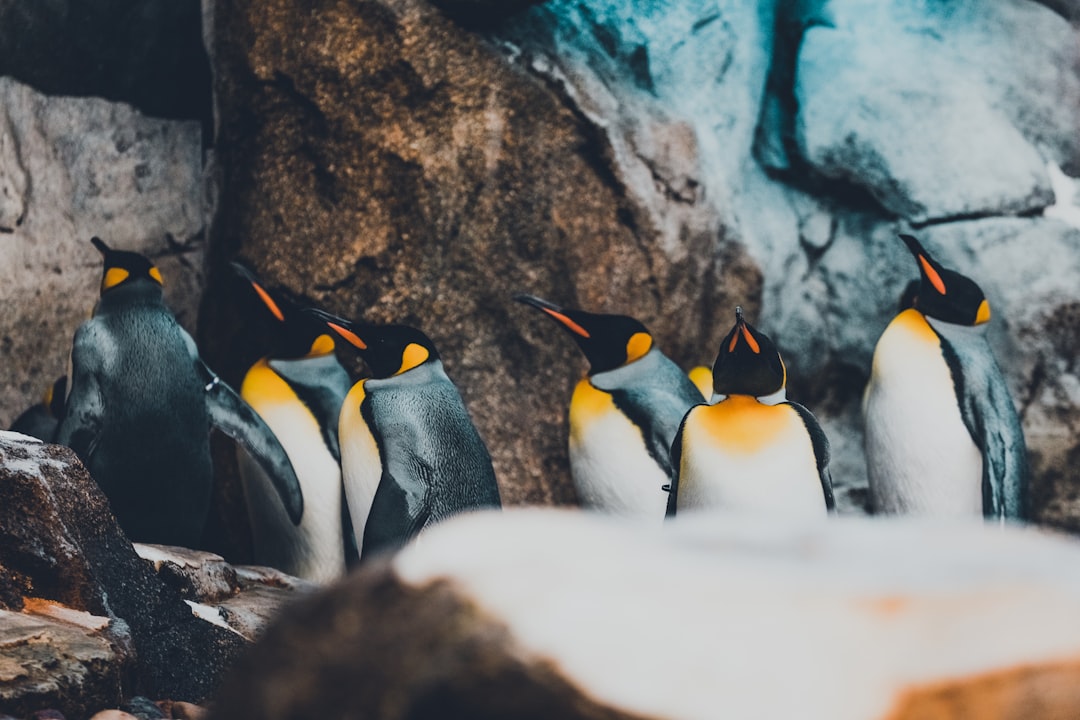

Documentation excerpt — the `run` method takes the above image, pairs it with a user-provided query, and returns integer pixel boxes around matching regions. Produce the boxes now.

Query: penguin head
[711,307,786,398]
[306,308,440,379]
[231,262,337,359]
[899,234,990,326]
[514,294,654,374]
[91,237,163,295]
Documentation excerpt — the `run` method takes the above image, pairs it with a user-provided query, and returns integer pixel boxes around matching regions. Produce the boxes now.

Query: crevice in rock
[909,206,1046,230]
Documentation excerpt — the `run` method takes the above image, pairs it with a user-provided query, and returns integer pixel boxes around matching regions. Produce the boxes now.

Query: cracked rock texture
[0,433,246,709]
[198,0,755,510]
[0,76,206,432]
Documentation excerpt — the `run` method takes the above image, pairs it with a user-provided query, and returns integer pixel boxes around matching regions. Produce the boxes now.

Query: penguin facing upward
[667,307,834,518]
[514,294,705,520]
[55,237,302,548]
[863,234,1029,521]
[231,263,354,583]
[306,307,501,559]
[9,376,66,442]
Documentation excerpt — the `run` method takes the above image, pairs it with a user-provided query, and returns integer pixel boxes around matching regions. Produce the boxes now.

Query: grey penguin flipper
[198,360,304,525]
[664,416,690,518]
[936,329,1029,521]
[788,401,835,511]
[361,464,432,559]
[55,324,106,462]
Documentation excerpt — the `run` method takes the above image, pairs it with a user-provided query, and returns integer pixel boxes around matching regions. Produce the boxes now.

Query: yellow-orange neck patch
[975,299,991,325]
[692,395,792,454]
[149,266,163,285]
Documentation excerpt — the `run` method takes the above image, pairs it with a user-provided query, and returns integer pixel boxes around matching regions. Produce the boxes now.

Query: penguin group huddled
[10,231,1029,585]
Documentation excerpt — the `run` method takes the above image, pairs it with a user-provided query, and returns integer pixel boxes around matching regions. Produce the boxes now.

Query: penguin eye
[102,267,130,291]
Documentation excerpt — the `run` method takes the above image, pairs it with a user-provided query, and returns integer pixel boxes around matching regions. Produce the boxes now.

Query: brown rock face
[0,434,246,704]
[199,0,753,509]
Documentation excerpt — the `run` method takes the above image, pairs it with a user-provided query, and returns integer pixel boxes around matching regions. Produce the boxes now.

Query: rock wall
[0,0,1075,527]
[0,76,206,432]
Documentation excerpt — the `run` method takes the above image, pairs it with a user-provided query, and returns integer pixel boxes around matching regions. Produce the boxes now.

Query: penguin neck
[712,388,787,405]
[924,314,988,341]
[589,347,662,391]
[94,282,165,315]
[365,358,447,390]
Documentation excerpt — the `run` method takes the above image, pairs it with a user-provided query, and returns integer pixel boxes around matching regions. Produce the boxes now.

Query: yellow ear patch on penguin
[397,343,430,374]
[149,266,164,285]
[975,299,991,325]
[625,332,652,364]
[308,334,336,356]
[918,255,947,295]
[102,267,130,291]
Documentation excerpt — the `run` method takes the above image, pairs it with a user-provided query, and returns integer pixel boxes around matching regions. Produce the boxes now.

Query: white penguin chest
[239,361,345,583]
[338,380,383,552]
[676,398,826,518]
[568,379,669,521]
[863,310,982,516]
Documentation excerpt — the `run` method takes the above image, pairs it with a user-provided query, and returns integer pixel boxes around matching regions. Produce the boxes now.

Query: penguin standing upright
[863,234,1029,520]
[231,263,354,582]
[307,307,501,558]
[514,294,705,520]
[55,237,302,547]
[667,307,833,518]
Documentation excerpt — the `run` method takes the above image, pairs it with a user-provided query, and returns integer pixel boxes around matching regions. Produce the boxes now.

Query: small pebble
[170,701,207,720]
[89,712,137,720]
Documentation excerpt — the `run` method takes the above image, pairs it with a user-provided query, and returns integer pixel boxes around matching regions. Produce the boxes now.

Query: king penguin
[9,376,66,442]
[863,234,1029,521]
[55,237,303,547]
[231,263,354,582]
[514,294,705,520]
[306,307,501,558]
[667,307,834,518]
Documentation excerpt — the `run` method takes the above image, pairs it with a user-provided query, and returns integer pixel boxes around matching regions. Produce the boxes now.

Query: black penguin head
[899,234,990,326]
[231,262,337,359]
[91,237,163,295]
[514,294,654,375]
[306,307,440,379]
[711,307,787,398]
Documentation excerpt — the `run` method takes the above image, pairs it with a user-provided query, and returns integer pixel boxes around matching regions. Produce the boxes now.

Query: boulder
[787,0,1080,223]
[210,509,1080,719]
[198,0,751,509]
[0,606,125,719]
[0,77,205,434]
[0,433,246,704]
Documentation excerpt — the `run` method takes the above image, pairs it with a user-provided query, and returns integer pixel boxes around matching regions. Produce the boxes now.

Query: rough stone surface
[134,545,240,604]
[0,76,206,432]
[0,433,246,703]
[0,0,211,122]
[0,609,125,719]
[211,509,1080,719]
[787,0,1080,222]
[199,0,754,510]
